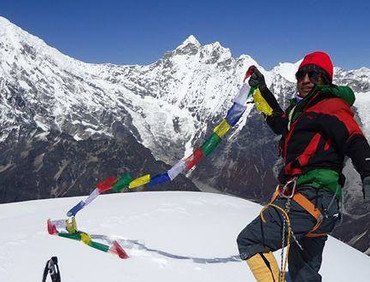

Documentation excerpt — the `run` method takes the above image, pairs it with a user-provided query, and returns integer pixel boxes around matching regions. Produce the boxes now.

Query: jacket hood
[316,85,355,106]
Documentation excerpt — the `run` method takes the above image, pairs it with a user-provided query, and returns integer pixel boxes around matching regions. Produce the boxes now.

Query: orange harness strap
[270,190,326,237]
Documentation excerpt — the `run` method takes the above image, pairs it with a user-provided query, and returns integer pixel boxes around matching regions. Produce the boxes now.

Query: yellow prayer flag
[80,232,92,245]
[213,119,231,138]
[129,174,151,189]
[66,217,77,234]
[253,88,274,116]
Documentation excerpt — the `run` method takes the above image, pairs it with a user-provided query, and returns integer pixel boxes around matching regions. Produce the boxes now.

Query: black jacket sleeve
[259,85,288,135]
[345,135,370,181]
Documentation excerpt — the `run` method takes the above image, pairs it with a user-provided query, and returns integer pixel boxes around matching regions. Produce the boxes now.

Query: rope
[260,201,293,282]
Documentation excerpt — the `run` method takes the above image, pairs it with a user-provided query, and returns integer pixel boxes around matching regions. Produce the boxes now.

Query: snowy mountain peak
[357,66,370,73]
[0,16,40,44]
[237,54,259,67]
[272,61,301,83]
[177,35,201,49]
[175,36,232,62]
[203,40,230,53]
[0,15,22,38]
[0,15,10,25]
[0,15,81,72]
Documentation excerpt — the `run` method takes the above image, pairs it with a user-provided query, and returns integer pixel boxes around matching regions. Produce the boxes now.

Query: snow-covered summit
[175,35,233,63]
[1,192,369,281]
[272,61,301,83]
[176,35,201,49]
[0,16,87,72]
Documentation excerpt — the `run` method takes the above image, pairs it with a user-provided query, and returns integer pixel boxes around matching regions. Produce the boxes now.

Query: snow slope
[0,192,369,281]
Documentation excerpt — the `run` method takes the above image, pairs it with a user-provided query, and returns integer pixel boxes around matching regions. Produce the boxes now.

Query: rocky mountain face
[0,16,369,254]
[0,126,198,203]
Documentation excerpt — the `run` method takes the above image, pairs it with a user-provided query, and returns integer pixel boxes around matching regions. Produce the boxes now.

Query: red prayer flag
[96,176,118,192]
[185,147,204,170]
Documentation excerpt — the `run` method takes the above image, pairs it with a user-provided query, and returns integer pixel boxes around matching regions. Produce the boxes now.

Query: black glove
[248,67,267,90]
[363,176,370,199]
[248,67,282,114]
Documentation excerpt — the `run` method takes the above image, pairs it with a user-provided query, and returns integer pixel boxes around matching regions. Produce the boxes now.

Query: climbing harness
[260,177,328,281]
[270,179,325,238]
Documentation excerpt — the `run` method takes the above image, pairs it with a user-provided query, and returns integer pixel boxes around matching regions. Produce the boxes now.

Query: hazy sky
[1,0,369,69]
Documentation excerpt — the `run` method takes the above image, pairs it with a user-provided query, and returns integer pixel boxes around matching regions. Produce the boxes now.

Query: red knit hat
[298,51,334,82]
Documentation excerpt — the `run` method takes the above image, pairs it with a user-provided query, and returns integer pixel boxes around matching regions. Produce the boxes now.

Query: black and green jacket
[262,84,370,198]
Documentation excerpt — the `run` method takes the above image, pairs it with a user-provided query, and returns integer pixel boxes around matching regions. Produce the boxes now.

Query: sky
[1,0,370,70]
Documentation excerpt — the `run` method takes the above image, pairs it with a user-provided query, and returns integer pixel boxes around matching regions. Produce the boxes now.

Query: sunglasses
[295,70,321,83]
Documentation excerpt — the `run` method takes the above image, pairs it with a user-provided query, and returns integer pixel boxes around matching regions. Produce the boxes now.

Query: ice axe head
[243,65,256,83]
